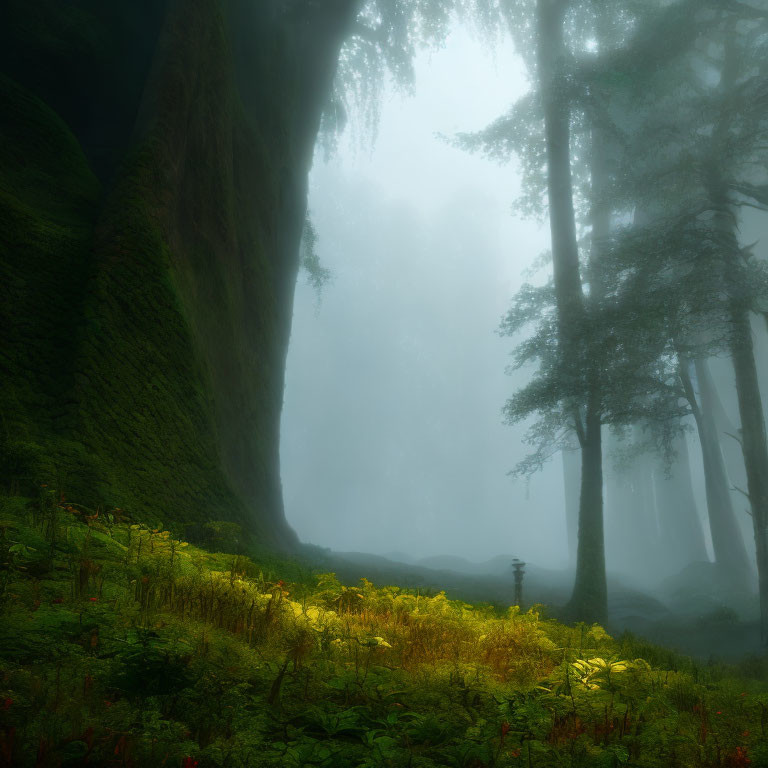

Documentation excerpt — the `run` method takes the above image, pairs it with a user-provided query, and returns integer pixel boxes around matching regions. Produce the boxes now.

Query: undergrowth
[0,490,767,767]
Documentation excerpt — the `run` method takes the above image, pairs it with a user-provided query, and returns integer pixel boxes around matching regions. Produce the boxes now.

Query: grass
[0,491,767,767]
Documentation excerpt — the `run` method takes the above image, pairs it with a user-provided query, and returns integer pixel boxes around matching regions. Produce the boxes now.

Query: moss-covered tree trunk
[0,0,359,548]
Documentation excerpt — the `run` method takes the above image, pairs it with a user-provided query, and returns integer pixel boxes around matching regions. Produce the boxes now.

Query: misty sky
[281,27,568,566]
[280,23,768,572]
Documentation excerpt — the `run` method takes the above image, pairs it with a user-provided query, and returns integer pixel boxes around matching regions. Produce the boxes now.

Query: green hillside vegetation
[0,492,765,767]
[0,1,302,549]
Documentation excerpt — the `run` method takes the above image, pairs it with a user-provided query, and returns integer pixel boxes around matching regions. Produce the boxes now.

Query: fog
[280,22,768,589]
[281,29,572,567]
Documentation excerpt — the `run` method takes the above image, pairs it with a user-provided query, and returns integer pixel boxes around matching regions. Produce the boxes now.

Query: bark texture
[0,0,359,547]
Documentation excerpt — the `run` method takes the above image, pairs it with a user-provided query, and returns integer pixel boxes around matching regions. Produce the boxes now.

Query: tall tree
[598,2,768,621]
[706,23,768,632]
[534,0,607,622]
[459,0,701,622]
[678,358,752,588]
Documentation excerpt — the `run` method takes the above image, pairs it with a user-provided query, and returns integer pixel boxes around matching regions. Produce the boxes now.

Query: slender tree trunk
[605,431,662,581]
[705,25,768,636]
[562,442,580,566]
[627,443,660,576]
[569,397,606,621]
[696,356,756,557]
[697,358,750,504]
[536,0,607,623]
[536,0,583,325]
[603,436,626,574]
[653,432,709,568]
[680,360,752,588]
[727,307,768,635]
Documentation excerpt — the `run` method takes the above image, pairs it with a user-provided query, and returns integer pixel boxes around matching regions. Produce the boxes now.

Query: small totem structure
[511,558,526,608]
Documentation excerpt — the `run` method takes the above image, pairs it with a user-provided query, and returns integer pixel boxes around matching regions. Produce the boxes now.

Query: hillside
[1,493,767,767]
[0,0,344,548]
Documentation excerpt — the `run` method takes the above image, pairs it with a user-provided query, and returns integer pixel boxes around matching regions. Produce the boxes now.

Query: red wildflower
[89,597,98,602]
[104,701,113,708]
[726,746,751,767]
[3,698,12,710]
[182,758,199,768]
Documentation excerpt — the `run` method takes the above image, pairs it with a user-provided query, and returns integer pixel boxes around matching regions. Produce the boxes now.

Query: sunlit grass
[0,491,766,767]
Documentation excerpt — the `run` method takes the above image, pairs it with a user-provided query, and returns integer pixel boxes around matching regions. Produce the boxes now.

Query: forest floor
[1,493,767,767]
[308,550,764,663]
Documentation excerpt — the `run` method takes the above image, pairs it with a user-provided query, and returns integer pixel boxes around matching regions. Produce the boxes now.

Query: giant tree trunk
[536,0,607,623]
[0,0,360,547]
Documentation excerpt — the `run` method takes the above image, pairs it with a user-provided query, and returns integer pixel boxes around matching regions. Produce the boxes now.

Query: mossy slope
[0,0,301,547]
[1,497,767,767]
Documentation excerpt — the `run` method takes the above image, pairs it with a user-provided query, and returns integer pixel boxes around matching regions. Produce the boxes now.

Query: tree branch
[731,484,751,503]
[350,22,385,45]
[572,409,586,448]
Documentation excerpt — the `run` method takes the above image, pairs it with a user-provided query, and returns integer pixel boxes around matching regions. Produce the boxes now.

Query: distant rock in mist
[381,551,417,565]
[657,560,758,620]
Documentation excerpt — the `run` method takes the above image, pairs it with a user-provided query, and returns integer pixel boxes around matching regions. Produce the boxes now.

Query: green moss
[73,135,245,526]
[0,0,333,566]
[0,0,169,179]
[0,504,766,768]
[0,73,100,468]
[0,0,298,548]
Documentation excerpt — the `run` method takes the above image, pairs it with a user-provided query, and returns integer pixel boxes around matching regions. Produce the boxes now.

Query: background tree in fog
[611,3,768,633]
[458,0,710,621]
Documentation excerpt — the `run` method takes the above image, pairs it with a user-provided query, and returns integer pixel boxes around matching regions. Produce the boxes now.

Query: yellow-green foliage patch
[0,494,767,767]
